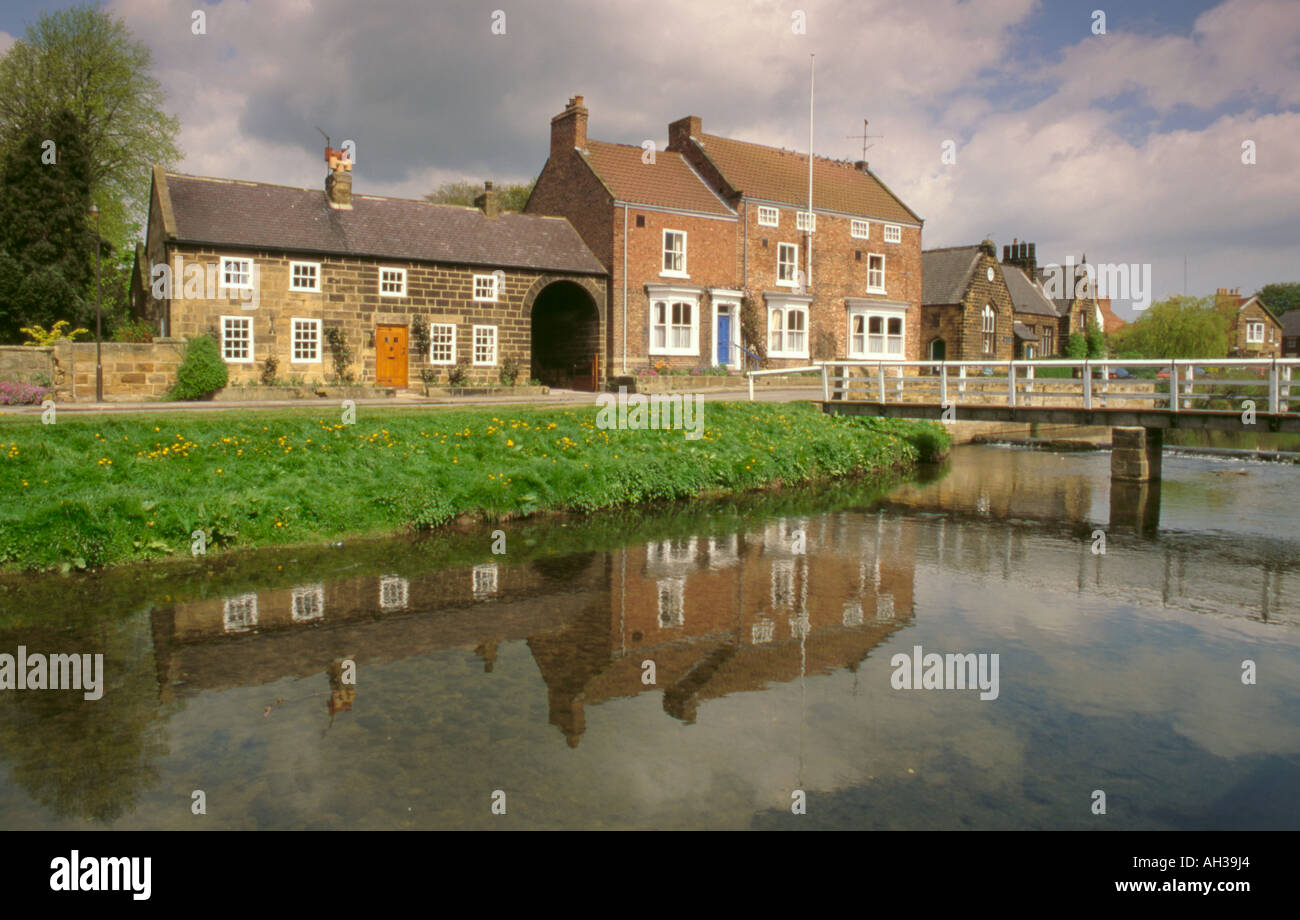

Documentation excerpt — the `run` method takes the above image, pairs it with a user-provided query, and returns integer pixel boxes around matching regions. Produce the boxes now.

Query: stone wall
[0,346,55,388]
[1,341,184,402]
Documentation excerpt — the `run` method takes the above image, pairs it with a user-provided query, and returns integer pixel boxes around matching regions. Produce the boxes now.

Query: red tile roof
[692,133,921,224]
[580,141,735,217]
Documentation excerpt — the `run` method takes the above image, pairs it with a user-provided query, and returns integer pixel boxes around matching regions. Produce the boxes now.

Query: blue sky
[2,0,1297,316]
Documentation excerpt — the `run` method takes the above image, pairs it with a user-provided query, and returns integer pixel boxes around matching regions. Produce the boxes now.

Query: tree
[0,5,181,248]
[1108,295,1231,358]
[0,108,97,342]
[1084,318,1106,358]
[1256,282,1300,317]
[425,178,535,212]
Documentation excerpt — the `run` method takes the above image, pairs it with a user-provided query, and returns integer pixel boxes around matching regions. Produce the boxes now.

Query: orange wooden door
[376,325,408,387]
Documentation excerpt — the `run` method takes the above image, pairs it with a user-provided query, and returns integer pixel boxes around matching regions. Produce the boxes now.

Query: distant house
[527,95,925,376]
[1282,310,1300,357]
[920,242,1015,361]
[1213,289,1283,358]
[135,154,606,389]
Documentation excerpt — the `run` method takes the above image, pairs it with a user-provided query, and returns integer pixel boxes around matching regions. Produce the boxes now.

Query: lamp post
[90,204,102,402]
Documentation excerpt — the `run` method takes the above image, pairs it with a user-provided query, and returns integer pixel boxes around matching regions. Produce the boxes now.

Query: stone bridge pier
[1111,426,1163,483]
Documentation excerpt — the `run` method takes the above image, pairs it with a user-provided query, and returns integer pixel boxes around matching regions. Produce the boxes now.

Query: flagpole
[807,53,814,292]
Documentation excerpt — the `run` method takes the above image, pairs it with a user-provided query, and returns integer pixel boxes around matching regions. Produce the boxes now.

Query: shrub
[500,358,520,386]
[324,326,354,383]
[169,334,228,401]
[111,317,155,343]
[448,364,468,386]
[411,315,430,358]
[260,354,279,386]
[0,381,52,405]
[20,320,89,346]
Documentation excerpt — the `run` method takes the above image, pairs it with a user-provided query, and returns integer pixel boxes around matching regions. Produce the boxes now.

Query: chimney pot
[324,146,353,209]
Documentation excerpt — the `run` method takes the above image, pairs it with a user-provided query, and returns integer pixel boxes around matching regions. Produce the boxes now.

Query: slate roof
[580,141,735,217]
[161,171,607,275]
[1013,322,1039,341]
[1003,264,1059,318]
[921,246,982,304]
[1281,310,1300,337]
[692,132,922,224]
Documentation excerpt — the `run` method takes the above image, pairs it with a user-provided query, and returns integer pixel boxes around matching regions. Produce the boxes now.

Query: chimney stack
[668,115,702,152]
[980,239,996,258]
[475,180,500,219]
[853,160,870,173]
[551,94,589,159]
[1002,238,1037,277]
[324,146,353,209]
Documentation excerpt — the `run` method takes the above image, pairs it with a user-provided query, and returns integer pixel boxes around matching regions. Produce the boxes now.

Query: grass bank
[0,401,948,572]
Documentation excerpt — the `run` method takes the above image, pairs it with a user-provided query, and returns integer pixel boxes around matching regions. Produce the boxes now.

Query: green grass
[0,401,948,572]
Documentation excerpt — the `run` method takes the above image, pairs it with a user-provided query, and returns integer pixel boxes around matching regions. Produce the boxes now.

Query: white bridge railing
[747,358,1299,414]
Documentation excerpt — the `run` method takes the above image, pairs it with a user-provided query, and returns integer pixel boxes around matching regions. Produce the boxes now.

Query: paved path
[0,386,821,417]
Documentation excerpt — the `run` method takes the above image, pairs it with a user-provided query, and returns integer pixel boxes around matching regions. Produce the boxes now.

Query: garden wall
[0,340,187,402]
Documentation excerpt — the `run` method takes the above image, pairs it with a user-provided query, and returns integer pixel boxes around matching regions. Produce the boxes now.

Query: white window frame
[771,559,796,610]
[661,229,688,278]
[649,294,700,356]
[757,205,779,228]
[429,322,456,365]
[850,219,869,239]
[982,304,997,355]
[883,224,902,243]
[291,584,325,622]
[289,261,320,292]
[777,243,799,287]
[472,563,498,599]
[223,593,258,633]
[220,315,254,363]
[473,274,499,303]
[656,577,686,628]
[379,575,409,610]
[796,211,816,232]
[472,325,498,366]
[848,305,907,359]
[768,303,809,359]
[290,317,322,363]
[866,254,886,293]
[1246,321,1265,344]
[219,257,254,292]
[379,267,407,297]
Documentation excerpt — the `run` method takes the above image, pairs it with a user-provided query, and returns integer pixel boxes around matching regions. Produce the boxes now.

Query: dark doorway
[531,281,600,390]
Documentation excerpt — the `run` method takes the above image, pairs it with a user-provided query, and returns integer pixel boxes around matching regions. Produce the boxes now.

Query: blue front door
[717,314,731,365]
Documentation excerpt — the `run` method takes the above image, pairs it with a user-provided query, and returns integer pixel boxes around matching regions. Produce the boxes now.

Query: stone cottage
[134,152,607,389]
[920,242,1015,362]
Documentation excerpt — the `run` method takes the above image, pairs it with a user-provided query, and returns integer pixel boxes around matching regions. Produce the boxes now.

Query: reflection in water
[1,445,1298,829]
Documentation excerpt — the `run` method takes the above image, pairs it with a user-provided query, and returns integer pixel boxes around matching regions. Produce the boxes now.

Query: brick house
[1214,289,1282,357]
[920,242,1015,362]
[1281,310,1300,357]
[526,96,741,378]
[135,154,607,389]
[527,96,925,376]
[666,114,924,367]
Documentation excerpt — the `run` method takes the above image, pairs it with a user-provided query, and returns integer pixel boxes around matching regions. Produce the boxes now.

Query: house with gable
[920,241,1015,362]
[527,96,925,377]
[135,150,607,389]
[526,96,742,379]
[666,115,924,367]
[1001,241,1101,351]
[1214,288,1282,357]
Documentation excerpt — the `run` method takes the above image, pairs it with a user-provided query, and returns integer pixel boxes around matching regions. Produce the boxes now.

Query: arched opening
[530,280,600,390]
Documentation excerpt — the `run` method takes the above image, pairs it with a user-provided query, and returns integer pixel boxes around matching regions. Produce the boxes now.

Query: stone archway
[527,278,601,390]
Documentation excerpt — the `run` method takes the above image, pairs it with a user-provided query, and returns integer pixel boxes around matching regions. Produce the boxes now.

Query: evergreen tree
[0,108,98,342]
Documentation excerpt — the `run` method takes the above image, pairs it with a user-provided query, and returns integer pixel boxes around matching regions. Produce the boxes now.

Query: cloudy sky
[2,0,1297,316]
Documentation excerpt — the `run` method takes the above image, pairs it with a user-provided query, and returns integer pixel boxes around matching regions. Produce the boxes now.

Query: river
[1,443,1297,829]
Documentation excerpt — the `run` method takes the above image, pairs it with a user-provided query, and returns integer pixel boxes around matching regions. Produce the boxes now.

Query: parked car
[1108,368,1134,379]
